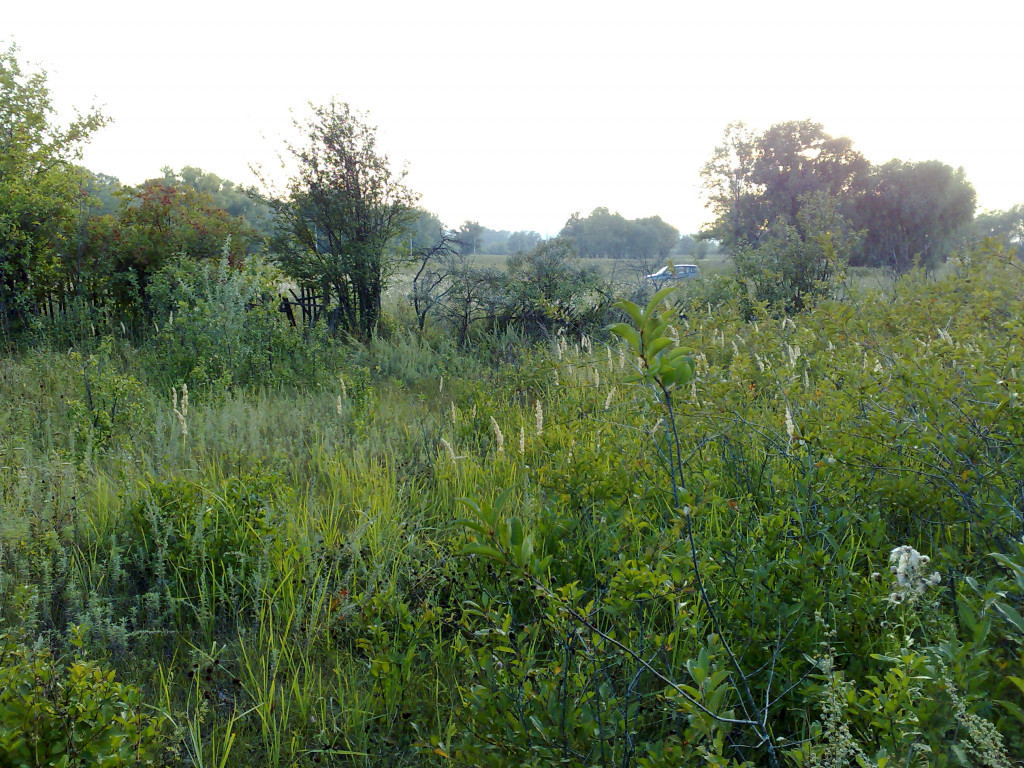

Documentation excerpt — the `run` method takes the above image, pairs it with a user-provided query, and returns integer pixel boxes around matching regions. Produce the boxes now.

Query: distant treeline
[448,209,714,261]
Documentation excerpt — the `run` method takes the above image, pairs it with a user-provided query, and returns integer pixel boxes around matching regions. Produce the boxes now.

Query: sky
[5,0,1022,236]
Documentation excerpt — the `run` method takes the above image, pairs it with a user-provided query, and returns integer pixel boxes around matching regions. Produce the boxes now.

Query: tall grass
[1,245,1023,765]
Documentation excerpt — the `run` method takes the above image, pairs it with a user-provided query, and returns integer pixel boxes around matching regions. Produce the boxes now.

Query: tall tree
[0,44,107,322]
[261,101,418,337]
[457,221,485,255]
[970,205,1023,258]
[701,120,868,249]
[852,160,976,273]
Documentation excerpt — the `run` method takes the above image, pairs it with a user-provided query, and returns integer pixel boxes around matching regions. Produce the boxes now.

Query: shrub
[144,245,327,391]
[0,628,165,767]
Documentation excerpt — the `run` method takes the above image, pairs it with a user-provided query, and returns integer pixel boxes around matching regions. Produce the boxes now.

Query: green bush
[0,628,165,767]
[144,247,328,391]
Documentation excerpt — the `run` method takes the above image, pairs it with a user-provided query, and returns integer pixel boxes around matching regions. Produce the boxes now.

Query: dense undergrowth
[1,245,1024,766]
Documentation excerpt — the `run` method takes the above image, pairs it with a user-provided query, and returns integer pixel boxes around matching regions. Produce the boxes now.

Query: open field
[2,247,1023,766]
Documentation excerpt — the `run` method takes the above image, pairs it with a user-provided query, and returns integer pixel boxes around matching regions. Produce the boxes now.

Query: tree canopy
[262,100,419,337]
[702,119,978,275]
[558,207,679,259]
[0,44,107,321]
[700,120,868,249]
[851,160,976,273]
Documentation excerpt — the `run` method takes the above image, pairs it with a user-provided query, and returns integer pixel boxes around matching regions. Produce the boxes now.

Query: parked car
[645,264,701,282]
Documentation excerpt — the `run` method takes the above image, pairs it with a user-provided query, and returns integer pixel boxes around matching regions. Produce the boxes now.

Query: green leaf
[493,486,515,514]
[646,337,675,359]
[645,284,679,316]
[509,517,524,549]
[453,518,490,536]
[608,323,641,352]
[613,298,644,327]
[520,534,534,568]
[461,543,504,561]
[995,602,1024,634]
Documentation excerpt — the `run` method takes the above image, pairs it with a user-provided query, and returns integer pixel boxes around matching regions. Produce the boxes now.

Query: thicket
[0,239,1023,766]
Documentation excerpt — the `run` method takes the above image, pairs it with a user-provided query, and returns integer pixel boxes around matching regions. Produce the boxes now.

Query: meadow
[1,244,1023,767]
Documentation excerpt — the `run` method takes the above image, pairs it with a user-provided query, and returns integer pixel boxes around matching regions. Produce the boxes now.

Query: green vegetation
[2,242,1024,766]
[559,208,680,260]
[700,119,979,278]
[5,44,1024,768]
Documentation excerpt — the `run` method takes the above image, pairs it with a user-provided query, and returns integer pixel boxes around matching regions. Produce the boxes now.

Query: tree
[701,120,868,249]
[629,215,680,259]
[87,180,256,309]
[558,208,679,259]
[162,166,274,243]
[852,160,976,273]
[502,237,607,333]
[0,44,107,323]
[261,101,418,337]
[409,221,462,331]
[506,230,542,255]
[732,191,859,312]
[969,205,1023,259]
[457,221,485,255]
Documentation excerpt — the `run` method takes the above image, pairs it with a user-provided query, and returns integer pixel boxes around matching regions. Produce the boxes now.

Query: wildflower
[787,344,801,368]
[439,438,459,461]
[490,416,504,453]
[518,426,525,455]
[604,387,616,410]
[450,401,457,424]
[439,376,444,394]
[335,396,343,415]
[535,400,544,436]
[339,375,347,400]
[940,662,1012,768]
[593,368,600,388]
[888,545,942,603]
[785,406,796,441]
[172,384,189,439]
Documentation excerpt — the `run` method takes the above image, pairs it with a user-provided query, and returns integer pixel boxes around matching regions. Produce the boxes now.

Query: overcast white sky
[5,0,1022,236]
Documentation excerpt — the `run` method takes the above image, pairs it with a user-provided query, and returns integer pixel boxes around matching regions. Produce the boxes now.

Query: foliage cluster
[701,119,978,275]
[1,241,1023,766]
[412,236,611,341]
[560,207,681,260]
[0,627,165,767]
